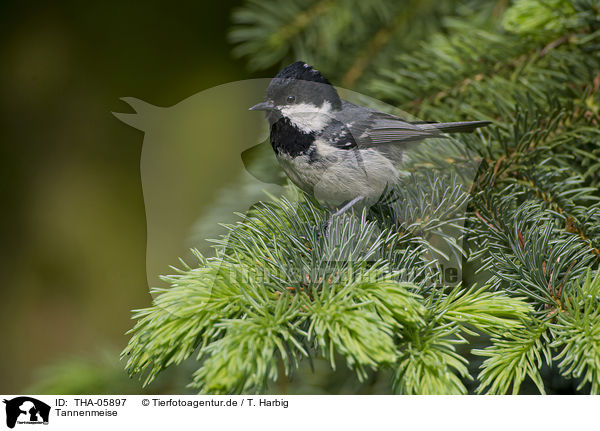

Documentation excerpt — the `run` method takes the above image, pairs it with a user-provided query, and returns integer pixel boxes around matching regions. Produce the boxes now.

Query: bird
[249,61,490,223]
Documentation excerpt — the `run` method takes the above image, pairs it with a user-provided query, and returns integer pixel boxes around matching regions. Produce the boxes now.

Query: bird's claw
[315,217,332,239]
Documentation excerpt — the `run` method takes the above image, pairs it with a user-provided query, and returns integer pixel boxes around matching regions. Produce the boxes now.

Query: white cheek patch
[280,101,333,133]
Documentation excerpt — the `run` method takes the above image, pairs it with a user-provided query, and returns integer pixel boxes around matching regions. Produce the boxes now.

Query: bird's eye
[286,95,296,103]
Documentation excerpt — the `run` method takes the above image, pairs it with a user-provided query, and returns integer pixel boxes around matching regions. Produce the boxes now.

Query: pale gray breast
[276,152,326,195]
[277,139,399,207]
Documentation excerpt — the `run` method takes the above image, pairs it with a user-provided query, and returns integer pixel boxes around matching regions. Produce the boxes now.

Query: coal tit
[250,61,490,218]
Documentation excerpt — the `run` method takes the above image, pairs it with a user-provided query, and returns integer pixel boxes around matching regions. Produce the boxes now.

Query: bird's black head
[249,61,342,118]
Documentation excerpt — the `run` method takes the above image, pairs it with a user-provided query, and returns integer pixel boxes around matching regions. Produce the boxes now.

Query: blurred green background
[0,0,272,393]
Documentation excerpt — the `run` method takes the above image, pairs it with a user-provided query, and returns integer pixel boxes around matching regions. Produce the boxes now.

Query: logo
[3,397,50,429]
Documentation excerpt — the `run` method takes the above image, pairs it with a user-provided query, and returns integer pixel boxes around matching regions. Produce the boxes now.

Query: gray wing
[337,100,439,148]
[337,100,490,147]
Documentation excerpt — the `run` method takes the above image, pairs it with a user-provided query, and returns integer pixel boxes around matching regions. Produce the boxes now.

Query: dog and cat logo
[3,397,50,429]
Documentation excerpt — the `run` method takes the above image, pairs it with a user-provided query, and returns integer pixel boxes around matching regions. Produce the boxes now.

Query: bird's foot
[315,216,332,239]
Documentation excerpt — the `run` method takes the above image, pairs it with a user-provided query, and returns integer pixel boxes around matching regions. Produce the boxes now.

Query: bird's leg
[333,195,365,218]
[320,196,365,237]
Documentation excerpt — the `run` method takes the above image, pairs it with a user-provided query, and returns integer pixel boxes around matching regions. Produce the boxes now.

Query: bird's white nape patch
[280,101,333,133]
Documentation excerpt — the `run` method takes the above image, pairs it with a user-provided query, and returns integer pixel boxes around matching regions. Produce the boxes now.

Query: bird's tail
[420,120,491,133]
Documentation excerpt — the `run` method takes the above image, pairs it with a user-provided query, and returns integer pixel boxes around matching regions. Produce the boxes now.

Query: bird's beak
[249,101,274,111]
